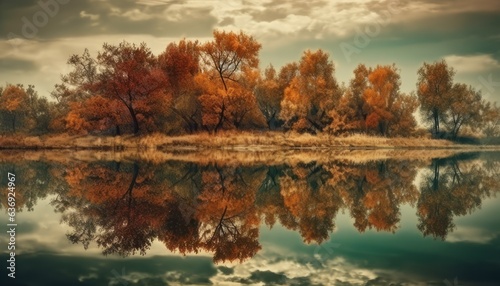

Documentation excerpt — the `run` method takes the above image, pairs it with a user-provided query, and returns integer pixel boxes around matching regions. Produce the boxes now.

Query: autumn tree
[358,65,418,136]
[328,64,368,134]
[254,62,299,131]
[362,65,398,136]
[50,48,98,132]
[278,62,299,91]
[96,42,171,134]
[198,30,263,132]
[25,85,51,134]
[482,102,500,137]
[446,84,483,139]
[255,65,283,129]
[389,92,419,137]
[56,42,171,134]
[0,84,30,133]
[158,39,203,133]
[65,96,128,134]
[60,162,175,256]
[193,165,265,262]
[417,156,494,239]
[0,161,61,212]
[417,60,455,136]
[279,163,341,243]
[330,64,417,137]
[280,49,340,133]
[334,160,419,233]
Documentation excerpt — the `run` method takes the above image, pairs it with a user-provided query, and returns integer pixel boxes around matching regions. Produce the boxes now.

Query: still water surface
[0,151,499,285]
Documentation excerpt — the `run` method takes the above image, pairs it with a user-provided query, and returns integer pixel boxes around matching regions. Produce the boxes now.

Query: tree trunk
[214,102,226,133]
[12,113,16,133]
[432,161,440,191]
[126,105,140,134]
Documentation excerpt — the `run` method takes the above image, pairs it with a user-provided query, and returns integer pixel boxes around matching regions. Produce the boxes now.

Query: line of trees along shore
[1,30,500,139]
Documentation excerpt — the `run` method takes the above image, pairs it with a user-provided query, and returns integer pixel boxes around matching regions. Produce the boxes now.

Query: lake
[1,150,499,285]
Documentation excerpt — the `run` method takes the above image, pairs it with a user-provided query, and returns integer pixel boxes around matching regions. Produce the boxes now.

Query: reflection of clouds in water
[1,156,500,285]
[211,242,388,285]
[447,226,499,244]
[210,252,427,285]
[2,195,100,255]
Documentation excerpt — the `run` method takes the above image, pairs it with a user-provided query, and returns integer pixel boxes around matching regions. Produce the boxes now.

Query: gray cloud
[1,0,499,101]
[1,0,217,40]
[0,58,38,73]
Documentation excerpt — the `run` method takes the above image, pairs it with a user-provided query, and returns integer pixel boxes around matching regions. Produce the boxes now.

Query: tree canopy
[1,30,498,140]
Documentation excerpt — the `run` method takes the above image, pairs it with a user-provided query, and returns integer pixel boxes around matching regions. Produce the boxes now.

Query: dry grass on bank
[0,148,476,166]
[0,131,493,151]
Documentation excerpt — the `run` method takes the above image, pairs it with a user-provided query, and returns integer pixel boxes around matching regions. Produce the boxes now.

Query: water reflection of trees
[417,153,499,239]
[0,161,66,211]
[2,153,499,263]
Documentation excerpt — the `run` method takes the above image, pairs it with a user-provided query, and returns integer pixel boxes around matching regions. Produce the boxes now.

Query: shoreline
[1,132,499,165]
[0,147,495,166]
[0,131,499,151]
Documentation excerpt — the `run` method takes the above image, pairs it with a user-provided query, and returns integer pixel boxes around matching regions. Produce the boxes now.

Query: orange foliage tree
[198,30,263,132]
[280,49,340,133]
[328,64,368,134]
[0,84,29,133]
[363,65,400,136]
[158,39,202,133]
[195,165,263,262]
[56,42,171,134]
[362,65,418,136]
[95,42,171,134]
[255,65,283,129]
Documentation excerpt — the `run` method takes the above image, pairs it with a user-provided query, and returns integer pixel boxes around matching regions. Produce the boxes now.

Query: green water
[0,152,499,285]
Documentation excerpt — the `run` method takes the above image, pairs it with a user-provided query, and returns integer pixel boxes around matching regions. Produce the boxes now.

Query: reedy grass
[0,130,490,151]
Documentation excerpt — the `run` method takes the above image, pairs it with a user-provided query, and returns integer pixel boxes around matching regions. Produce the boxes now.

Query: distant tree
[158,39,202,133]
[255,65,283,130]
[446,84,483,139]
[417,60,455,136]
[280,49,340,133]
[25,85,52,134]
[328,64,369,134]
[389,92,419,137]
[417,157,494,239]
[482,102,500,137]
[0,84,29,133]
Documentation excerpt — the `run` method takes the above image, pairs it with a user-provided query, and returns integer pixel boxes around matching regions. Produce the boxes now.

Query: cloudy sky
[1,0,500,102]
